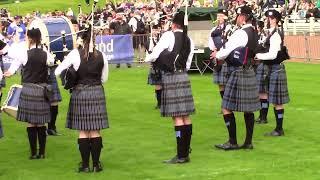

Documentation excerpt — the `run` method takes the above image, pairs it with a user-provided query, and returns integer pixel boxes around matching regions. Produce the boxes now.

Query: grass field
[0,62,319,180]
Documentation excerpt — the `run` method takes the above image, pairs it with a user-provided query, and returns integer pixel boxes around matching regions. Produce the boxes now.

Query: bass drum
[29,16,76,61]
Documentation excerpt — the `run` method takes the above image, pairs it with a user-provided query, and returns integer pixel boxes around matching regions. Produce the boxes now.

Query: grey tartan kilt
[0,60,5,88]
[17,83,51,124]
[147,67,162,85]
[161,72,195,117]
[0,114,3,138]
[222,67,261,112]
[256,63,290,105]
[213,63,238,86]
[66,84,109,130]
[48,68,62,103]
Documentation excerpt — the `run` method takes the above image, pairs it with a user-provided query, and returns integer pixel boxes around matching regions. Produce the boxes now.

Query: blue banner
[95,35,134,64]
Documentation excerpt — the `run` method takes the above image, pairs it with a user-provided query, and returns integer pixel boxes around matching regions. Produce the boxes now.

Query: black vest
[22,48,48,83]
[154,31,191,72]
[77,50,104,85]
[211,24,226,50]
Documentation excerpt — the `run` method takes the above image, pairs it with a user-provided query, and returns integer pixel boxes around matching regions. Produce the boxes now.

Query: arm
[256,33,281,60]
[216,29,248,60]
[54,49,78,76]
[6,43,27,75]
[208,27,216,51]
[101,53,109,83]
[145,31,172,62]
[186,38,195,70]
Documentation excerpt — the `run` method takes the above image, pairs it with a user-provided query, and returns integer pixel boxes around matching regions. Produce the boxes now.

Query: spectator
[7,15,26,43]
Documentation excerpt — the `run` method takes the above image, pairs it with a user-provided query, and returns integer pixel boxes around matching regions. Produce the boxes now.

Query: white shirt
[256,27,282,61]
[216,24,252,60]
[145,29,195,70]
[208,24,232,51]
[7,43,55,74]
[55,49,109,83]
[128,16,138,32]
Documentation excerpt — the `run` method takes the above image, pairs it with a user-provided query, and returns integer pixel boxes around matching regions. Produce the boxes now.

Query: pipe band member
[212,6,261,150]
[5,28,54,159]
[255,9,290,136]
[55,25,109,173]
[145,11,195,164]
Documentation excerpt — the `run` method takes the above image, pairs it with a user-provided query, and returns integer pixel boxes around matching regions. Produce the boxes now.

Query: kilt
[161,72,195,117]
[17,83,51,124]
[47,67,62,103]
[0,114,3,138]
[256,63,290,105]
[147,67,162,85]
[213,63,238,86]
[222,67,260,112]
[0,60,5,88]
[67,84,109,130]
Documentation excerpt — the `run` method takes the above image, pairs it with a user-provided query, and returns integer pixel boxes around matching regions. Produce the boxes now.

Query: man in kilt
[55,25,109,173]
[145,11,195,164]
[211,6,260,150]
[255,9,290,136]
[4,28,54,159]
[209,8,232,103]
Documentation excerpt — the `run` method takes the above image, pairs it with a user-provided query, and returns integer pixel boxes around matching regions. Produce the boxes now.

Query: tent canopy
[179,7,218,21]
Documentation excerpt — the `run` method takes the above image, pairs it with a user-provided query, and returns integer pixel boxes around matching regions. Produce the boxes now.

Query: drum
[29,16,76,61]
[1,84,22,119]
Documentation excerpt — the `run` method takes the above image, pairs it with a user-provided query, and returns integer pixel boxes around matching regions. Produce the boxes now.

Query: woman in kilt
[255,10,290,136]
[55,25,109,172]
[4,28,54,159]
[212,6,260,150]
[209,8,232,100]
[145,12,195,164]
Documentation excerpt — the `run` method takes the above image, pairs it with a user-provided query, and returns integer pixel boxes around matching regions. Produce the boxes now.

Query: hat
[265,9,281,21]
[236,6,252,16]
[172,11,184,27]
[217,8,228,16]
[27,28,41,40]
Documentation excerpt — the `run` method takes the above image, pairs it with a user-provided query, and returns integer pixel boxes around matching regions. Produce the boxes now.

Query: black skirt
[161,72,195,117]
[17,83,51,124]
[66,84,109,130]
[47,67,62,103]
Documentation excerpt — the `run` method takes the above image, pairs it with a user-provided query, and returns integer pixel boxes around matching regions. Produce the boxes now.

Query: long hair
[79,25,98,61]
[27,28,42,49]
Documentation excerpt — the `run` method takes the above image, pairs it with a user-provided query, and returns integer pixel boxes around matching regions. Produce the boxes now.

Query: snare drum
[29,16,76,61]
[1,84,22,119]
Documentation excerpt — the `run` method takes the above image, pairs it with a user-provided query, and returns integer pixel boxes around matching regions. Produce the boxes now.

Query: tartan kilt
[67,84,109,130]
[161,72,195,117]
[17,83,51,124]
[147,67,162,85]
[0,114,3,138]
[0,60,5,88]
[256,63,290,105]
[214,63,238,86]
[222,67,261,112]
[47,67,62,103]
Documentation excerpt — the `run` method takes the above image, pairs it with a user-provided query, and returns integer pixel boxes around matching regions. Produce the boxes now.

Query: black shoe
[29,155,38,160]
[116,64,120,68]
[154,105,160,109]
[264,129,285,136]
[37,154,45,159]
[78,162,90,173]
[239,143,254,150]
[215,141,239,150]
[163,155,190,164]
[127,64,132,68]
[255,117,268,124]
[47,129,57,136]
[92,162,103,172]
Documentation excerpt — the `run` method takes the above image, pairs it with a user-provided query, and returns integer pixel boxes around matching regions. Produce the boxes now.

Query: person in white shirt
[55,25,109,173]
[4,28,54,159]
[145,11,195,164]
[255,9,290,136]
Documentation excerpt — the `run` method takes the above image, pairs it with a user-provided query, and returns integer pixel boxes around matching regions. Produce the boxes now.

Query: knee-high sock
[90,137,103,166]
[48,105,58,130]
[223,113,237,144]
[274,109,284,131]
[259,99,269,120]
[27,127,37,156]
[219,91,224,99]
[244,113,255,145]
[183,124,192,158]
[37,126,47,155]
[175,126,185,159]
[78,138,90,167]
[155,89,162,107]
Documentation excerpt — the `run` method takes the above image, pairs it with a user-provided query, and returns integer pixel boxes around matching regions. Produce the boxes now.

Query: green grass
[0,62,320,180]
